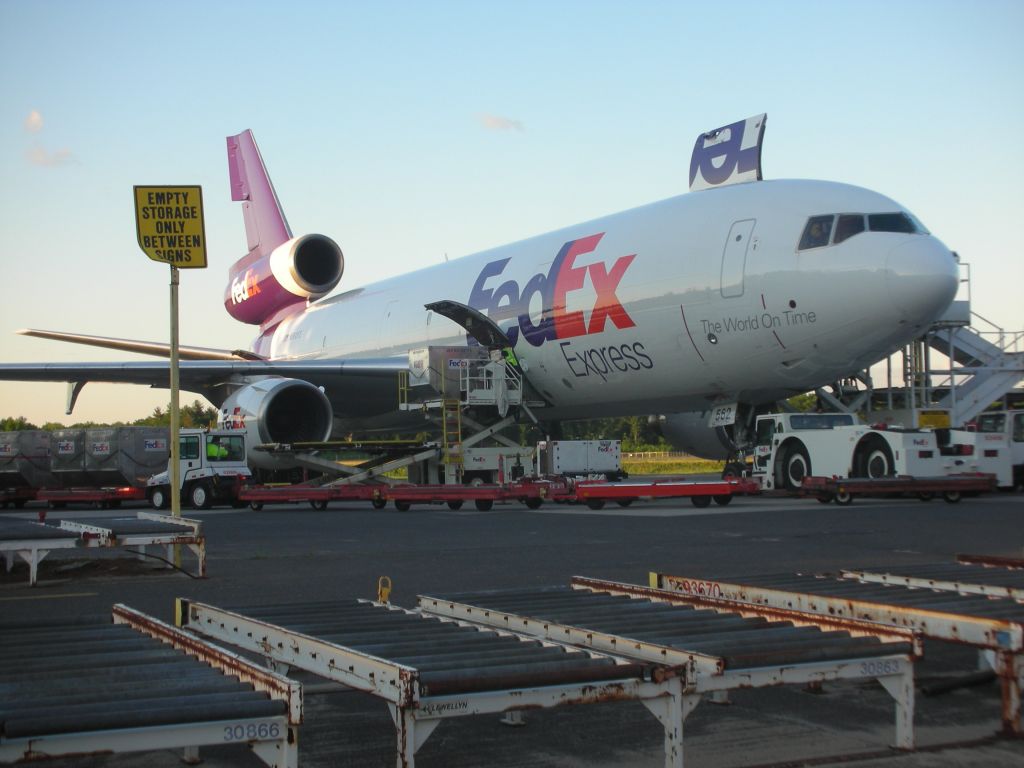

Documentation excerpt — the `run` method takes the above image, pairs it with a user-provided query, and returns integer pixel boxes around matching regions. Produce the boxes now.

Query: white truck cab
[147,428,252,509]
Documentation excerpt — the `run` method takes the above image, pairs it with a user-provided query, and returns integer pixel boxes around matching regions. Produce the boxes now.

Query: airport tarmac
[2,490,1023,767]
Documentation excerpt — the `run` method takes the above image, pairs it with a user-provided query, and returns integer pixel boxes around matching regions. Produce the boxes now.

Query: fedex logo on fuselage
[230,269,262,305]
[468,233,636,347]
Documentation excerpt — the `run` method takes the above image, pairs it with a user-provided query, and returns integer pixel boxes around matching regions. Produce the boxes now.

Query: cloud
[478,113,525,132]
[25,146,76,167]
[24,110,44,133]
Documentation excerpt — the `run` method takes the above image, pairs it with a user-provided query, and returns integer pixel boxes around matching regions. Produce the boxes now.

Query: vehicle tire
[691,495,712,508]
[13,499,27,509]
[249,501,264,511]
[780,443,811,491]
[917,492,934,502]
[524,498,543,510]
[834,490,853,506]
[394,500,412,512]
[371,498,387,510]
[49,501,67,510]
[474,499,493,511]
[310,500,328,511]
[585,499,606,510]
[447,500,463,510]
[817,494,835,504]
[713,494,732,506]
[942,490,962,504]
[616,499,635,508]
[149,487,169,510]
[189,482,213,510]
[855,438,895,479]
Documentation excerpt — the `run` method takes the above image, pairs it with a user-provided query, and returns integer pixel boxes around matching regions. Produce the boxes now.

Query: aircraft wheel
[524,498,543,510]
[394,500,412,512]
[721,462,745,479]
[371,498,387,510]
[713,494,732,506]
[310,500,328,511]
[942,490,962,504]
[585,499,606,510]
[474,499,493,511]
[781,443,811,491]
[691,495,712,508]
[447,500,463,510]
[149,487,169,510]
[189,482,213,510]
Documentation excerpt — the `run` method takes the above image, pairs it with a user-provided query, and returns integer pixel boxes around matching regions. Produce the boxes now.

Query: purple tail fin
[227,130,292,258]
[224,131,344,329]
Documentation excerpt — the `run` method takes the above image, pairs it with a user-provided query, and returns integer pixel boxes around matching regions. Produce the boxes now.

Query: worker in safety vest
[207,438,229,460]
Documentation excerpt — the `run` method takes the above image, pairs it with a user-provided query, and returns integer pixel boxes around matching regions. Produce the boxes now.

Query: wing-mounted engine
[218,377,333,468]
[225,234,343,325]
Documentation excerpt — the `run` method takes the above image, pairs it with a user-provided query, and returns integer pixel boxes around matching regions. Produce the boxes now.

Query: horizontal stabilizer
[17,329,265,361]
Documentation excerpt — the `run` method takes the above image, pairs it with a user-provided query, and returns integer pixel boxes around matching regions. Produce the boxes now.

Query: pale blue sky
[1,0,1021,424]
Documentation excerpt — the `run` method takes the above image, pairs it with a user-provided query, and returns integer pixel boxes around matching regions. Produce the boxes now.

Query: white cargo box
[540,440,622,478]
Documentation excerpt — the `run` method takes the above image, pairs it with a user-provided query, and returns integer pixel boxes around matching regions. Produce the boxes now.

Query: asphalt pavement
[2,490,1023,767]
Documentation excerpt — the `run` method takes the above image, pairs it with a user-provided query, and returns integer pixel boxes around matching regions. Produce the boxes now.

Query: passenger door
[721,219,756,298]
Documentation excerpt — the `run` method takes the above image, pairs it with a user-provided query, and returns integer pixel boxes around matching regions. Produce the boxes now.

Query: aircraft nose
[886,237,959,326]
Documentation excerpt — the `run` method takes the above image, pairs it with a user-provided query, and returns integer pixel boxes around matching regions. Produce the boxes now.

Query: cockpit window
[868,212,921,234]
[798,215,834,250]
[834,214,866,244]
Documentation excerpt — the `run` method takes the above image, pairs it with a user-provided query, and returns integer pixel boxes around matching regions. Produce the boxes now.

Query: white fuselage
[263,179,958,423]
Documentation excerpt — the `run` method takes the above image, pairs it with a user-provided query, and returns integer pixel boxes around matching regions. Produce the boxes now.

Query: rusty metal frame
[181,598,684,768]
[0,605,300,768]
[420,581,917,750]
[0,534,78,586]
[59,512,207,578]
[841,566,1024,601]
[651,570,1023,735]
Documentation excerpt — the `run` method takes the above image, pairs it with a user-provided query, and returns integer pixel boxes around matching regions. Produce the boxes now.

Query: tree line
[1,400,219,433]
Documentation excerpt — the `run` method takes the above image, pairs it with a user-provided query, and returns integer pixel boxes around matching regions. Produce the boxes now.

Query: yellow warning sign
[134,185,207,268]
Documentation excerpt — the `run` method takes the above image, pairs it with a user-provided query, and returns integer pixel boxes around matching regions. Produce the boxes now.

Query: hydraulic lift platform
[651,565,1024,735]
[0,605,301,766]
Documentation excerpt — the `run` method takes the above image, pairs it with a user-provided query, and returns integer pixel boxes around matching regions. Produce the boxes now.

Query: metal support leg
[995,651,1022,735]
[17,548,46,586]
[878,666,916,750]
[181,745,200,764]
[641,678,697,768]
[251,726,299,768]
[389,706,438,768]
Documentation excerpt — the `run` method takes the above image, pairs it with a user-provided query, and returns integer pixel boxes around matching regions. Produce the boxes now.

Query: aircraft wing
[0,358,409,412]
[16,328,265,361]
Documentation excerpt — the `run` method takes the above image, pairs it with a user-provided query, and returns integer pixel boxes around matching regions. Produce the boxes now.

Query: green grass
[622,458,724,476]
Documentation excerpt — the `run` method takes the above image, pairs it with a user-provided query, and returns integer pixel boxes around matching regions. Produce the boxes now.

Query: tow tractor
[146,429,251,509]
[749,411,1011,503]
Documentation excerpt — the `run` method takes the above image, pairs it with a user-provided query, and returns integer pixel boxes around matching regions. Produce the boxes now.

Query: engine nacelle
[660,411,734,460]
[225,234,344,325]
[218,377,333,469]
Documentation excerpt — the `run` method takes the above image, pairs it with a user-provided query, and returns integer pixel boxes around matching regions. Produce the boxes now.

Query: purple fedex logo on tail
[468,232,637,347]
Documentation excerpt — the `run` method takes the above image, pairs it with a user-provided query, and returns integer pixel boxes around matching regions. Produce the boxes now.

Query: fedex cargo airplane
[0,115,958,466]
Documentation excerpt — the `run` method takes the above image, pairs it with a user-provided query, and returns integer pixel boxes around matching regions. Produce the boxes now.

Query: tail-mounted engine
[225,234,344,326]
[218,377,333,469]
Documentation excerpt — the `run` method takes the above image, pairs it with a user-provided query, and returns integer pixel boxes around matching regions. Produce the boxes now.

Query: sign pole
[169,265,181,517]
[133,184,206,572]
[169,265,182,567]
